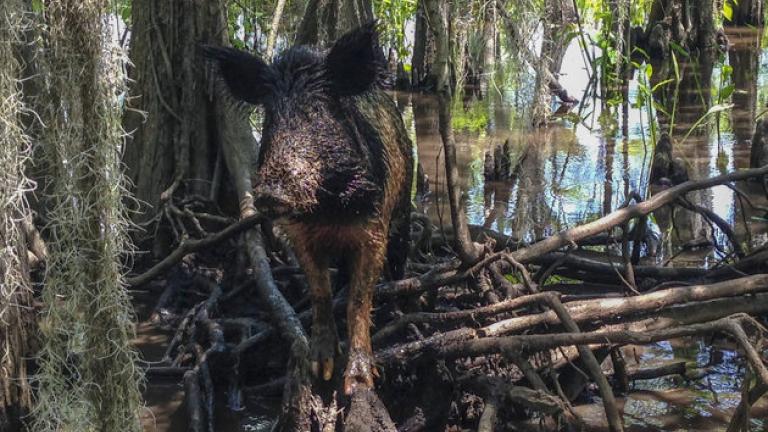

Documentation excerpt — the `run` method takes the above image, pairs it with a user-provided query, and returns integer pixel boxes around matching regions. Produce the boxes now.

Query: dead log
[624,361,687,381]
[433,316,765,369]
[481,274,768,337]
[379,275,768,364]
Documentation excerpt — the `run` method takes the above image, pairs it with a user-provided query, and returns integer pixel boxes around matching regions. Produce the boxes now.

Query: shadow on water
[141,27,768,432]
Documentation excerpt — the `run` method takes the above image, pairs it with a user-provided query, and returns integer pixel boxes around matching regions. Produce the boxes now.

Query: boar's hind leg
[344,224,388,395]
[295,249,339,381]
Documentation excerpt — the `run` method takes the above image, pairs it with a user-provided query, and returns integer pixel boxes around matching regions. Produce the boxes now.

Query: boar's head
[203,23,389,222]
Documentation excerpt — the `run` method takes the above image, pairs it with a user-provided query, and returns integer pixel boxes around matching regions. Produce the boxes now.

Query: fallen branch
[482,274,768,337]
[726,382,768,432]
[373,292,552,344]
[127,214,263,287]
[508,165,768,264]
[433,315,762,362]
[623,361,687,381]
[544,295,623,432]
[378,275,768,364]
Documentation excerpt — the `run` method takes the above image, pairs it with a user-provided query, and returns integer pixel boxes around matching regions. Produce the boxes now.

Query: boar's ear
[326,21,386,96]
[201,45,274,105]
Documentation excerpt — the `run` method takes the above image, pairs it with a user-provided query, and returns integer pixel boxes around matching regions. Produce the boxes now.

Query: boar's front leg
[344,223,388,395]
[294,247,339,381]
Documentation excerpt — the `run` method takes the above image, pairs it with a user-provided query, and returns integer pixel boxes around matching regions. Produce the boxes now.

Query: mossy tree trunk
[32,0,143,430]
[0,1,35,429]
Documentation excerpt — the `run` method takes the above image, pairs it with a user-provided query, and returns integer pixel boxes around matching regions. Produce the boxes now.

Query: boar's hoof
[344,349,379,395]
[310,324,339,381]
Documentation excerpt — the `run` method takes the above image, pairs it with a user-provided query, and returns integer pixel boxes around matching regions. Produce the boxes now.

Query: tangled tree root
[131,165,768,431]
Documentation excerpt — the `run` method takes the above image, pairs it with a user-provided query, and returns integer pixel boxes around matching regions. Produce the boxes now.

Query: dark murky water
[140,27,768,431]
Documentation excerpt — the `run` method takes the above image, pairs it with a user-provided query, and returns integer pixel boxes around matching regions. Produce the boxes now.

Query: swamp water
[140,27,768,431]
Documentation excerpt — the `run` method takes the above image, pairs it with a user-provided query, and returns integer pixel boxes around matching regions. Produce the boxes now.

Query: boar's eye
[201,45,274,105]
[325,21,386,97]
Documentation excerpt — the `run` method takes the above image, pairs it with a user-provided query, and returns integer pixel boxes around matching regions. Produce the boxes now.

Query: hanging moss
[32,1,143,430]
[0,0,35,428]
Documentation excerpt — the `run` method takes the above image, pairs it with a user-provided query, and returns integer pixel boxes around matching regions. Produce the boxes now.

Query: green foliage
[452,97,489,132]
[632,60,661,146]
[680,103,734,144]
[225,0,273,51]
[116,0,131,25]
[544,274,581,285]
[374,0,417,60]
[722,0,734,21]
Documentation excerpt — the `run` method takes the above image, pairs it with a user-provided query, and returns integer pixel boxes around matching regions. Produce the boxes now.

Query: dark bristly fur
[203,22,413,394]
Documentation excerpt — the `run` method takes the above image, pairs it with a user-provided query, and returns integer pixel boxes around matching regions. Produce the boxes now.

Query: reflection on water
[616,338,767,431]
[402,26,768,268]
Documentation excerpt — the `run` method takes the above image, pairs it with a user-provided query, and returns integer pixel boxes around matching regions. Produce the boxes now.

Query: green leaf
[645,63,653,81]
[671,51,681,81]
[120,3,132,23]
[669,42,690,57]
[653,102,671,117]
[632,46,650,61]
[720,84,736,100]
[652,78,676,92]
[723,1,734,21]
[681,103,735,144]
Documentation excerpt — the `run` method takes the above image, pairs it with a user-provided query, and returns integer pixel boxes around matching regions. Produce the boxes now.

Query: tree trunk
[123,0,255,254]
[295,0,373,47]
[0,1,35,429]
[424,0,481,266]
[726,0,765,26]
[531,0,576,126]
[478,0,497,95]
[646,0,717,57]
[411,0,437,90]
[32,0,143,430]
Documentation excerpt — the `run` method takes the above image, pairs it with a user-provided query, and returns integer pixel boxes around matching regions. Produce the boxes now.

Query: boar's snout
[253,187,294,218]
